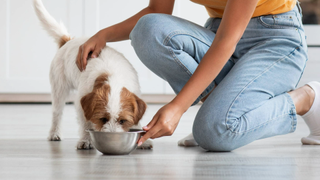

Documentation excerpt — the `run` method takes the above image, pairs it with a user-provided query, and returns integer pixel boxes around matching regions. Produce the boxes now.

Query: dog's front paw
[178,133,198,147]
[76,139,94,150]
[137,139,153,149]
[48,132,62,141]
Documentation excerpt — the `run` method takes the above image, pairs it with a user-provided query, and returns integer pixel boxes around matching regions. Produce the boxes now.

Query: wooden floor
[0,104,319,180]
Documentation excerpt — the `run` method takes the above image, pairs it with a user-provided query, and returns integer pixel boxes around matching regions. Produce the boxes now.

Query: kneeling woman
[77,0,320,151]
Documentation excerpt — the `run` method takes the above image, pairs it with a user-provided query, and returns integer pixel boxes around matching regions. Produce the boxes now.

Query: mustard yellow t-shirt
[190,0,297,18]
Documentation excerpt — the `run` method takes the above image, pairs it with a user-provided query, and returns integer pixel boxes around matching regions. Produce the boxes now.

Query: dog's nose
[101,128,113,132]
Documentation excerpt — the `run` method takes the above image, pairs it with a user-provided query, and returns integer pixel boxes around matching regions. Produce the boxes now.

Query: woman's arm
[76,0,175,71]
[138,0,260,145]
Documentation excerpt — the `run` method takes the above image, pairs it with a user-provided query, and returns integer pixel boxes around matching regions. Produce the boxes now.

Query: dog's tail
[33,0,71,48]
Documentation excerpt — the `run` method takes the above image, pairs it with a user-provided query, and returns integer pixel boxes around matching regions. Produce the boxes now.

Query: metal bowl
[86,129,145,155]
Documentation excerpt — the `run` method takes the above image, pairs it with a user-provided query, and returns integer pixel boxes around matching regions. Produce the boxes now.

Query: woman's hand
[76,30,107,71]
[137,102,185,146]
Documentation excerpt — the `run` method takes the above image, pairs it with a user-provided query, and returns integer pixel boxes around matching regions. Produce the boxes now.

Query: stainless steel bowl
[86,129,146,155]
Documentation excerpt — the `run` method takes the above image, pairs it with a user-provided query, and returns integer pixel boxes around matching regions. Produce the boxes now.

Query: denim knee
[192,110,238,152]
[130,14,168,65]
[130,14,156,47]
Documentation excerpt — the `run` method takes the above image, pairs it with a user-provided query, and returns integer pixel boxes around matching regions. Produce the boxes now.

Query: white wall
[0,0,208,94]
[0,0,73,93]
[0,0,319,94]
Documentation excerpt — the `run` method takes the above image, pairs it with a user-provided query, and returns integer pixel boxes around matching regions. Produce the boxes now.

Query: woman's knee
[130,13,171,50]
[130,14,153,45]
[130,14,168,65]
[192,110,238,152]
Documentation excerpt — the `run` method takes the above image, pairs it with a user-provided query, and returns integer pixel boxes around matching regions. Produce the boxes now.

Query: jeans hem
[284,92,298,132]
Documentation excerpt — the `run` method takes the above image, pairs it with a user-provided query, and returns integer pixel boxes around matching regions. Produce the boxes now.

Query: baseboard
[0,93,176,104]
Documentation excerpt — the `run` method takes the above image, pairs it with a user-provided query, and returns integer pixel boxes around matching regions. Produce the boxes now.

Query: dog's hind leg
[48,68,70,141]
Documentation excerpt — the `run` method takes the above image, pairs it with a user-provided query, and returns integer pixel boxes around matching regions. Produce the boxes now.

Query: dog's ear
[81,73,109,121]
[120,87,147,125]
[132,94,147,124]
[80,92,96,121]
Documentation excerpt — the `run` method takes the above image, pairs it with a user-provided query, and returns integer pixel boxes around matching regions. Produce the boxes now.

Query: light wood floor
[0,104,319,180]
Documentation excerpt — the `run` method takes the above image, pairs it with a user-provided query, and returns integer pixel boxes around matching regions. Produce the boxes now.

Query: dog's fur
[33,0,152,149]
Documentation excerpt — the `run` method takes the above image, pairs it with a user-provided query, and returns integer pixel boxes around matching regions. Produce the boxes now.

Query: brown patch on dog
[80,73,110,130]
[119,87,147,131]
[59,35,71,48]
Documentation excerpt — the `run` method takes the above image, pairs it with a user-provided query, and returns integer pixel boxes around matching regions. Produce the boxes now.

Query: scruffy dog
[33,0,152,149]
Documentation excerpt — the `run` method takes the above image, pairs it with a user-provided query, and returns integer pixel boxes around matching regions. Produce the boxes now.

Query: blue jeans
[130,4,308,151]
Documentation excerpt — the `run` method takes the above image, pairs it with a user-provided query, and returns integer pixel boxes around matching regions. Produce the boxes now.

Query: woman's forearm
[170,0,259,112]
[171,39,236,112]
[100,7,154,42]
[100,0,175,42]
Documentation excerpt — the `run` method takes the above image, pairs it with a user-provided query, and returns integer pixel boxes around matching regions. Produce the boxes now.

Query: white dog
[33,0,152,149]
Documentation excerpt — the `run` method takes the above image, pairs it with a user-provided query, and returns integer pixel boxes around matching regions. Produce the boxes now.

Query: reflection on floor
[0,104,319,180]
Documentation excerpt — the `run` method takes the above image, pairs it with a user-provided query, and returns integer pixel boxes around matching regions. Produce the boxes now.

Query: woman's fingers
[76,46,82,71]
[139,114,161,145]
[79,44,95,71]
[77,44,99,71]
[138,124,161,146]
[91,48,100,58]
[76,31,107,71]
[79,45,85,71]
[138,114,174,145]
[138,102,184,146]
[150,129,166,139]
[80,45,87,71]
[151,122,175,139]
[143,113,159,131]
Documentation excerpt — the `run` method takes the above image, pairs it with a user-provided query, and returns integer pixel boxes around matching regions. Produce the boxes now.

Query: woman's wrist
[170,96,191,114]
[97,28,112,43]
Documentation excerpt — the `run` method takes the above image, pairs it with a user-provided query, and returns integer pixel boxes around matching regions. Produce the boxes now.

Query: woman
[76,0,320,151]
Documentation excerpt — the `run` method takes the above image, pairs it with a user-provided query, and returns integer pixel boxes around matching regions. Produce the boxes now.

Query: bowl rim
[86,129,145,134]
